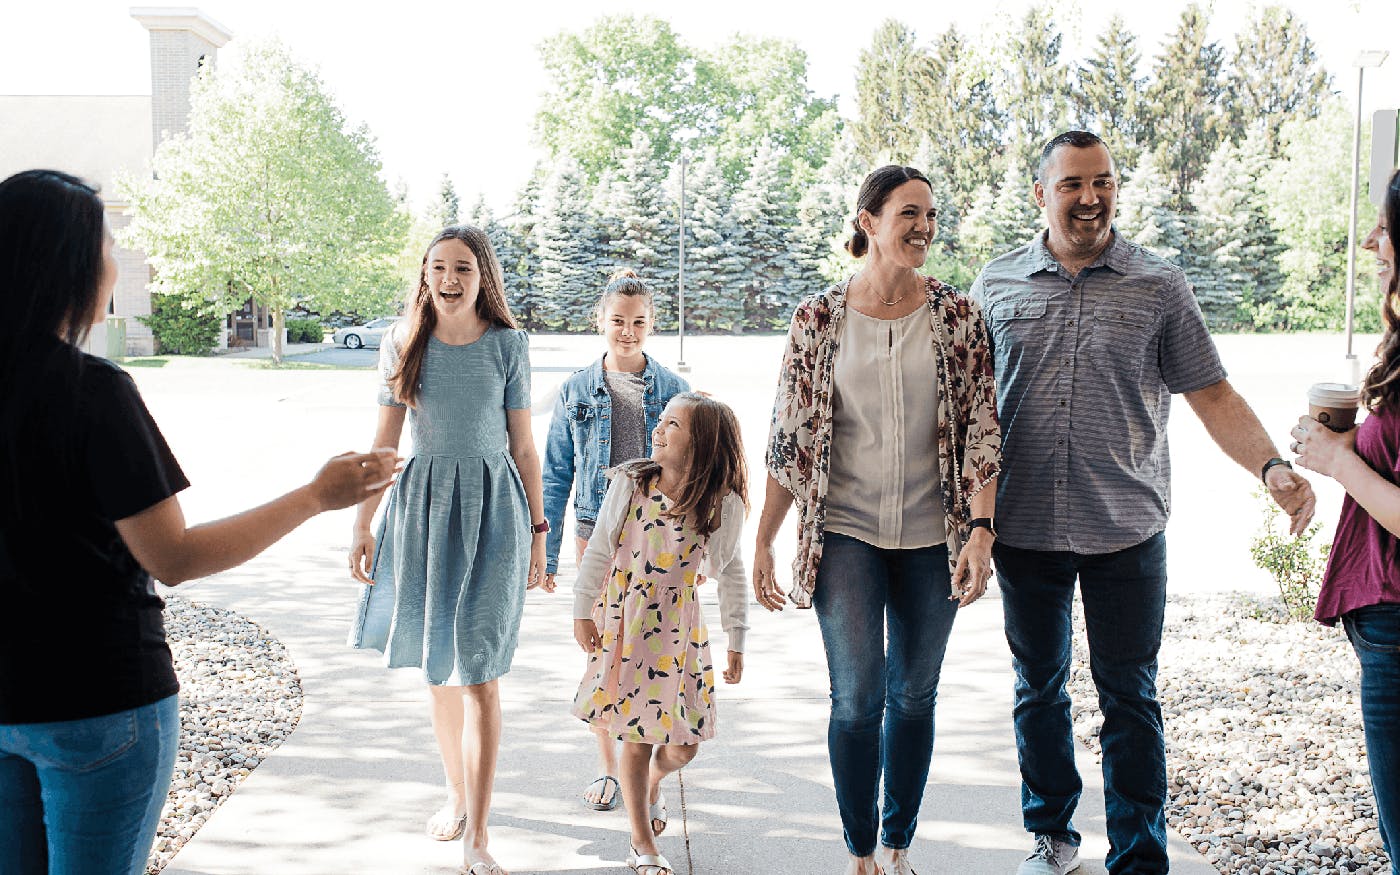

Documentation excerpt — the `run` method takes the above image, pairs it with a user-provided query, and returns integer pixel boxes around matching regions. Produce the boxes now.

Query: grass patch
[122,357,170,368]
[237,359,348,371]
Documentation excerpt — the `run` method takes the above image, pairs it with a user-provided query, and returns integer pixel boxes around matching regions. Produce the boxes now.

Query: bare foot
[844,853,882,875]
[583,775,619,807]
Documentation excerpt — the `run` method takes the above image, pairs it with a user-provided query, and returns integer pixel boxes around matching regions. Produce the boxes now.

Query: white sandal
[627,846,673,875]
[648,789,668,835]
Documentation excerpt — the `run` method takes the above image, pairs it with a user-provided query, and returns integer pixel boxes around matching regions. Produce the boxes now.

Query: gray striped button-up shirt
[970,230,1226,554]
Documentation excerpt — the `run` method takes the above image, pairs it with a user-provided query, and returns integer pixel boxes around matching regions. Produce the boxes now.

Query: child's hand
[543,572,557,592]
[573,619,601,653]
[723,650,744,684]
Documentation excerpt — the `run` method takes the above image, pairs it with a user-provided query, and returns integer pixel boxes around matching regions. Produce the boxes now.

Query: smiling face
[1035,143,1117,261]
[859,179,936,269]
[650,399,693,474]
[1362,206,1395,295]
[600,293,652,364]
[423,238,481,318]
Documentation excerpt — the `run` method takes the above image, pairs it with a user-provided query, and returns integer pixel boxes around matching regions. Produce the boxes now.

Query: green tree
[121,40,407,363]
[436,173,460,228]
[998,5,1071,174]
[1229,6,1332,156]
[674,149,744,331]
[1144,4,1229,211]
[851,20,926,166]
[1072,14,1146,177]
[1265,99,1376,331]
[916,25,1005,211]
[535,156,606,330]
[728,141,800,330]
[1116,149,1190,268]
[1193,130,1286,329]
[533,16,702,182]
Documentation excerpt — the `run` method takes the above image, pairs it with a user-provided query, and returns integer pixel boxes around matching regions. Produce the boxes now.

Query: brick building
[0,8,233,356]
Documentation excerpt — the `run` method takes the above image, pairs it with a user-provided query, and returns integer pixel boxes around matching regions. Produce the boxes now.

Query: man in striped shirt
[970,130,1317,875]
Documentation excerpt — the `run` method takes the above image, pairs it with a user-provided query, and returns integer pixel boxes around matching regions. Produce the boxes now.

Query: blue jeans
[813,532,959,857]
[1344,603,1400,859]
[0,695,180,875]
[995,534,1168,875]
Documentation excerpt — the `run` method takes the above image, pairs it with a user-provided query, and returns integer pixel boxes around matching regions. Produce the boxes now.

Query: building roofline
[130,7,233,47]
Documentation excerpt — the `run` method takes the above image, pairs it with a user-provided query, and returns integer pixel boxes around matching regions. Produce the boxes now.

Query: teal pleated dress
[349,325,531,686]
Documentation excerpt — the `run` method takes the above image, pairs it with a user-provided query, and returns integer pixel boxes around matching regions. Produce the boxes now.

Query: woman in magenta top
[1294,167,1400,859]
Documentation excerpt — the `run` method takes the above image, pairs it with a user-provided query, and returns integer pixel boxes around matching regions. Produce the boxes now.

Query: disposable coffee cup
[1308,383,1361,432]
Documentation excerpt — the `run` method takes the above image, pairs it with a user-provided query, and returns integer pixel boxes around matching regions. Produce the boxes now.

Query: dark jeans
[0,695,180,875]
[813,532,960,857]
[995,533,1169,875]
[1344,603,1400,859]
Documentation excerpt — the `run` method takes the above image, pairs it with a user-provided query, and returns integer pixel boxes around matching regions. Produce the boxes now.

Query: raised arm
[118,449,397,587]
[1184,377,1316,535]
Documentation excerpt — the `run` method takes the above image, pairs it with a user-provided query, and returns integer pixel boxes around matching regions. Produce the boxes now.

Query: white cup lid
[1308,382,1361,405]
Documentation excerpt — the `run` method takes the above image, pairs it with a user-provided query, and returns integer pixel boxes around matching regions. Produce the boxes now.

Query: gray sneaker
[1016,834,1081,875]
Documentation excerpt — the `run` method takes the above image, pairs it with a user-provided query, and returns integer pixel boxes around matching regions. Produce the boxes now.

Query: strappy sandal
[461,864,505,875]
[648,789,668,835]
[627,846,674,875]
[582,774,621,811]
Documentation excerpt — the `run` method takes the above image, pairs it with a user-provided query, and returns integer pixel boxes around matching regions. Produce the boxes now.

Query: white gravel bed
[145,595,303,874]
[1067,593,1389,875]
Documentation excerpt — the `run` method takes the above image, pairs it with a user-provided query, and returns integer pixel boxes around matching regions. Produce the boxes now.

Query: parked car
[333,317,399,350]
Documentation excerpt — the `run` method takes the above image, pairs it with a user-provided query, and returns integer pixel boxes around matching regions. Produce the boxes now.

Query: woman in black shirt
[0,169,397,874]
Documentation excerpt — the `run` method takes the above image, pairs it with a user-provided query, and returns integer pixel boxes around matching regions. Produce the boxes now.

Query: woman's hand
[1292,415,1358,481]
[950,528,993,607]
[349,527,376,584]
[573,618,601,652]
[752,540,787,612]
[527,534,551,591]
[723,650,744,684]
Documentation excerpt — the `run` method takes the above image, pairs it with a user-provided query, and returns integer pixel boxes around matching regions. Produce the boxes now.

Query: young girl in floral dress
[570,393,750,875]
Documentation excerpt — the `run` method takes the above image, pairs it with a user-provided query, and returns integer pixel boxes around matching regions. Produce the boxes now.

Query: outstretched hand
[312,448,400,512]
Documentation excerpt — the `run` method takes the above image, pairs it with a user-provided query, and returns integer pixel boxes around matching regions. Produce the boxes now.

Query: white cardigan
[571,475,750,653]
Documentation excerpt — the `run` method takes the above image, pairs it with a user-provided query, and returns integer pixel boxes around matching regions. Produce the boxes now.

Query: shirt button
[1063,358,1071,366]
[1067,320,1076,327]
[1058,400,1066,407]
[1057,439,1064,446]
[1056,479,1064,486]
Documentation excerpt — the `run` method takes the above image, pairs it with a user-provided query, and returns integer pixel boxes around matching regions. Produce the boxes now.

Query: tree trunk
[272,306,285,365]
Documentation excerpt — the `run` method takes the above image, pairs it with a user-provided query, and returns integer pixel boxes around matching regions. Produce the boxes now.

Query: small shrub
[285,318,325,343]
[139,289,220,355]
[1248,485,1330,622]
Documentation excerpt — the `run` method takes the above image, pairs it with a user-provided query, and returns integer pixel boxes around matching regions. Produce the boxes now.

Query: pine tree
[998,5,1071,175]
[535,157,606,331]
[1144,4,1229,210]
[1116,149,1190,268]
[500,173,547,330]
[673,149,744,331]
[1229,6,1332,156]
[435,173,460,229]
[917,25,1005,212]
[1071,14,1146,178]
[851,20,927,166]
[989,158,1042,257]
[794,134,863,300]
[727,141,801,331]
[957,183,999,275]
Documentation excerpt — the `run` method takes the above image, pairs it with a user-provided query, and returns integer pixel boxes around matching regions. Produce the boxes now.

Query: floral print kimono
[765,275,1002,608]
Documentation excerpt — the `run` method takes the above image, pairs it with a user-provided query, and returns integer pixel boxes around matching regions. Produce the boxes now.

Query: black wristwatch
[969,517,997,538]
[1260,457,1293,483]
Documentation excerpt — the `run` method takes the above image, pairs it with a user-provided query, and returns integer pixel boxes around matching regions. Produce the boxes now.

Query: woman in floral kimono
[751,165,1002,875]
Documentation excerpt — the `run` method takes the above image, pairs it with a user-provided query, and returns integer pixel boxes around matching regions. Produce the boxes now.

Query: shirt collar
[1025,227,1129,277]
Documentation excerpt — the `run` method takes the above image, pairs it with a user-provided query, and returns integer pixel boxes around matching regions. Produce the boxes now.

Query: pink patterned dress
[572,481,717,744]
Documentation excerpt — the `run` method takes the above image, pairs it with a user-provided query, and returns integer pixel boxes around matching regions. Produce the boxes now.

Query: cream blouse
[825,306,946,549]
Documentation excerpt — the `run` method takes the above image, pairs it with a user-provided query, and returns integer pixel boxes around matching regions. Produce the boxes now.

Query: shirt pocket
[1089,304,1156,379]
[990,296,1048,372]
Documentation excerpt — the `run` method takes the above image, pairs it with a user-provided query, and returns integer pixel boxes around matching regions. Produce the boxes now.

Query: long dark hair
[613,392,749,537]
[389,225,517,407]
[0,170,107,529]
[1363,168,1400,414]
[845,165,934,258]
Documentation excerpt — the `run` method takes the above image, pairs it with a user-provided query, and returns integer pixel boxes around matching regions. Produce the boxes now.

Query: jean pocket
[1346,605,1400,652]
[26,709,139,773]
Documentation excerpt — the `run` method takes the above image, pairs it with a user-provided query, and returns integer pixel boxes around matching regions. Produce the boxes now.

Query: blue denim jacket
[542,354,690,573]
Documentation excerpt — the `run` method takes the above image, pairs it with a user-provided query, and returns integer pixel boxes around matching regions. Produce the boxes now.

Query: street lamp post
[676,154,690,373]
[1346,49,1389,384]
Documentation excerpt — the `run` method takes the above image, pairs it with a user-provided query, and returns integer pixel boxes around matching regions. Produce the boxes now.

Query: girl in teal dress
[348,226,549,875]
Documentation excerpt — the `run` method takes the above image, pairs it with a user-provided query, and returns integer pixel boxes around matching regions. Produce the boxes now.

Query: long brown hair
[1363,169,1400,414]
[613,392,749,537]
[390,225,517,407]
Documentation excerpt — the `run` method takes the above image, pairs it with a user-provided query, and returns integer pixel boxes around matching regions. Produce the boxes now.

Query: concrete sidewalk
[162,543,1214,875]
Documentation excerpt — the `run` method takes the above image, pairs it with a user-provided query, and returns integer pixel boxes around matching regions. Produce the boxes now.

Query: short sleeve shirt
[971,230,1226,554]
[1,344,188,723]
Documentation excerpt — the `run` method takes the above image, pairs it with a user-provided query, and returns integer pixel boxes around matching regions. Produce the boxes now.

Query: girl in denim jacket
[542,269,689,810]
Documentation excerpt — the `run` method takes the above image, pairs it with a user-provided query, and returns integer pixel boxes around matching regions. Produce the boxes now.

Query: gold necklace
[861,274,910,306]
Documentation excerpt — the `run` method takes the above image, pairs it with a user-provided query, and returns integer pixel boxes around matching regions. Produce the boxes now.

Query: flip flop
[426,808,468,842]
[461,862,506,875]
[648,790,667,836]
[627,846,674,875]
[582,774,621,811]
